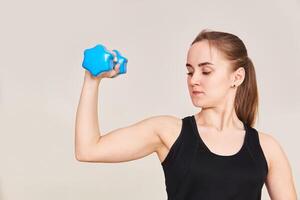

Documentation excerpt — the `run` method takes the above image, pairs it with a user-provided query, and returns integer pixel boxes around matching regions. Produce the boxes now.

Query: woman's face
[186,40,236,108]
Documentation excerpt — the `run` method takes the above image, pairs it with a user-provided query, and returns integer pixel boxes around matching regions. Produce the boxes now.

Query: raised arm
[75,68,164,163]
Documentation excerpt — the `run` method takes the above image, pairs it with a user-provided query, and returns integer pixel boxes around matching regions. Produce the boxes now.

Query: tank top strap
[244,124,269,181]
[175,116,199,163]
[161,116,199,199]
[161,116,199,167]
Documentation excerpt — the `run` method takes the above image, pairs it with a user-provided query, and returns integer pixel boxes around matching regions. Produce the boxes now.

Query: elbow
[75,153,95,162]
[75,153,84,162]
[75,151,84,162]
[75,148,89,162]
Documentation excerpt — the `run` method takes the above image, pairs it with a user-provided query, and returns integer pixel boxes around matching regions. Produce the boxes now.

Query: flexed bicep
[76,116,164,163]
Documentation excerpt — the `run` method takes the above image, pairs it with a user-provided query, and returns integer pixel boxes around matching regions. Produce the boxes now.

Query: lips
[192,90,204,93]
[192,91,204,95]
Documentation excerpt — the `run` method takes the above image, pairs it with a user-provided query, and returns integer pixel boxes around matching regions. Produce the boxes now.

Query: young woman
[75,29,297,199]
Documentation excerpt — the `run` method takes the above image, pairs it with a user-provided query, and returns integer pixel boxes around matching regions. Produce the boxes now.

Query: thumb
[111,64,120,78]
[113,63,120,72]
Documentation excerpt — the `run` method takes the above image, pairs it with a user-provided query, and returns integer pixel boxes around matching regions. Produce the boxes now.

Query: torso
[155,115,271,171]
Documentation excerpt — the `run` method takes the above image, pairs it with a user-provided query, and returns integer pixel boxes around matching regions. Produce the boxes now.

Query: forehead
[187,41,227,67]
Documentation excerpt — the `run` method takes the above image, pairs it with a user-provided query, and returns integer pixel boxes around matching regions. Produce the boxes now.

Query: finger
[99,71,109,78]
[110,65,119,77]
[108,49,118,62]
[109,69,117,77]
[112,63,119,72]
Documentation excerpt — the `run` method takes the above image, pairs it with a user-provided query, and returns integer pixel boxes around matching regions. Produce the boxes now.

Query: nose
[189,72,201,85]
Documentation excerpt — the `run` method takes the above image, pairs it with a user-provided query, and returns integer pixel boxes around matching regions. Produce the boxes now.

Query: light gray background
[0,0,299,199]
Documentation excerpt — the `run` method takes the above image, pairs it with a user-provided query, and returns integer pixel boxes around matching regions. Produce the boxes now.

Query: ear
[231,67,245,87]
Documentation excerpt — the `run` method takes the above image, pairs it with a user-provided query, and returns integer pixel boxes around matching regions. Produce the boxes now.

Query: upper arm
[259,132,298,199]
[77,115,167,163]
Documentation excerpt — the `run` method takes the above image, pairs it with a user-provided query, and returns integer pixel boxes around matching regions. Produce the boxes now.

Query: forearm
[75,73,102,158]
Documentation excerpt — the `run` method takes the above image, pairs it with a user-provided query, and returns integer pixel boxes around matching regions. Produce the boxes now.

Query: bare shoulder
[150,115,182,139]
[149,115,183,163]
[257,131,285,170]
[258,131,297,198]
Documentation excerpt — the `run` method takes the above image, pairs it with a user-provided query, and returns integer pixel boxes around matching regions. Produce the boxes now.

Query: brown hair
[191,29,259,127]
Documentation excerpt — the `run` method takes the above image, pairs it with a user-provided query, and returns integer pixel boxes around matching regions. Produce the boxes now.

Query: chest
[189,149,265,186]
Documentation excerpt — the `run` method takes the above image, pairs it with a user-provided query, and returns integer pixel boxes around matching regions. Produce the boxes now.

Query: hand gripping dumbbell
[82,44,128,77]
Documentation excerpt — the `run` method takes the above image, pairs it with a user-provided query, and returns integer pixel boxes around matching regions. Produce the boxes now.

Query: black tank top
[161,115,268,200]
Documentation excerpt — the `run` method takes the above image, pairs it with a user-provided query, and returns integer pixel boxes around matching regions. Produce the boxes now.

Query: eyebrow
[186,62,214,68]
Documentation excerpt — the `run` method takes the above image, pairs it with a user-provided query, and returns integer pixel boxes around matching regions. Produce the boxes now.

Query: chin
[191,99,205,108]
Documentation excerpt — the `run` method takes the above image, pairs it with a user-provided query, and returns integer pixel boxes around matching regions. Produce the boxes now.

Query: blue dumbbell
[82,44,128,77]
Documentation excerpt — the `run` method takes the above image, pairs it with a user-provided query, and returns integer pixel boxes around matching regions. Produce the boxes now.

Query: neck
[196,106,244,132]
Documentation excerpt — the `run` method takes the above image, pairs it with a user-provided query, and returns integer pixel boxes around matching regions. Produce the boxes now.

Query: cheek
[201,76,219,90]
[212,82,230,98]
[205,75,229,93]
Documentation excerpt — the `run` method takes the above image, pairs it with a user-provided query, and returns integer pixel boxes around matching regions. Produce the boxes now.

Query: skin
[75,42,297,199]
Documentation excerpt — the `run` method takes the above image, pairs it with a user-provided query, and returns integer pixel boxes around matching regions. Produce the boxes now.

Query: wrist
[84,72,101,86]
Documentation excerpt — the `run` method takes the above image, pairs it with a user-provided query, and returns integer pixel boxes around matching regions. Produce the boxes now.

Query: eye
[186,72,211,76]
